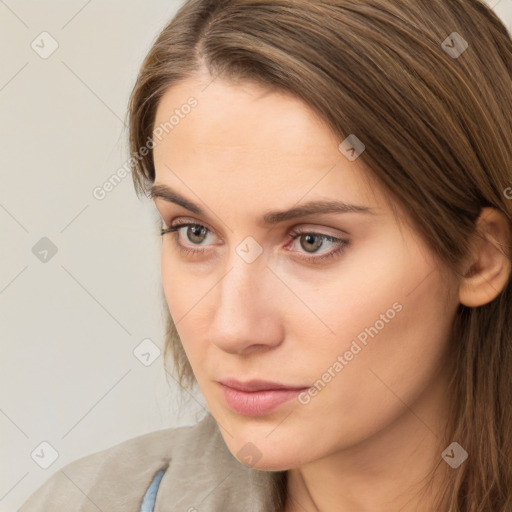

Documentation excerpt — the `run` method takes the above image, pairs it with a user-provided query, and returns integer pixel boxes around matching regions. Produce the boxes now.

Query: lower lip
[220,384,307,416]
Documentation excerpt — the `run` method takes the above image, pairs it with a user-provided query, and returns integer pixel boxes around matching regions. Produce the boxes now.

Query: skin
[150,70,511,512]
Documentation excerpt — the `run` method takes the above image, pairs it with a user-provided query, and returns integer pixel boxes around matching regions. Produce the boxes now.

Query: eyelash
[160,222,349,264]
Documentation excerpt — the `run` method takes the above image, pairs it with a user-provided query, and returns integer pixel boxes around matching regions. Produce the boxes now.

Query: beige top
[19,413,286,511]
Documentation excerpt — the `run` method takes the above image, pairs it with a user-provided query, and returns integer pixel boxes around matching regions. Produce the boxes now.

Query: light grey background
[1,1,511,510]
[0,2,208,511]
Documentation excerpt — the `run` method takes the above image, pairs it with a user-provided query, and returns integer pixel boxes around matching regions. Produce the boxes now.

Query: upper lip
[219,378,308,392]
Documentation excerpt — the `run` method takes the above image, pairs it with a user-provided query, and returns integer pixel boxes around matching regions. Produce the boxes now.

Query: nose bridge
[218,243,268,318]
[210,240,282,353]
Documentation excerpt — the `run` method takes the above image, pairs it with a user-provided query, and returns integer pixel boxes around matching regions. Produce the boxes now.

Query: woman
[19,0,512,510]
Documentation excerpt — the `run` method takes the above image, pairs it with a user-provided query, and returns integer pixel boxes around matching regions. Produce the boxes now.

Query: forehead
[152,76,381,209]
[154,76,336,154]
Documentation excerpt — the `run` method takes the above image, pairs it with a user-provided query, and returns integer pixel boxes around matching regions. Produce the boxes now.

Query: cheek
[290,247,456,448]
[160,248,213,366]
[270,231,420,355]
[160,244,201,318]
[161,251,180,322]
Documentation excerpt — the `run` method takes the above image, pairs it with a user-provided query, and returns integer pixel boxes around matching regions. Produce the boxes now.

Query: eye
[160,221,349,264]
[286,227,349,264]
[160,221,218,257]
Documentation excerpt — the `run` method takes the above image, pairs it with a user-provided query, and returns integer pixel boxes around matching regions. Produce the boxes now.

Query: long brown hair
[127,1,512,509]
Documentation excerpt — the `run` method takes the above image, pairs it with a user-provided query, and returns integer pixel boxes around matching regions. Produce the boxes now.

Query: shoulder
[18,414,212,512]
[19,414,283,512]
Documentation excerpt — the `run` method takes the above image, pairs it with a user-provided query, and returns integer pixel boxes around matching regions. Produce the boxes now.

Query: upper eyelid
[156,206,351,237]
[167,217,218,235]
[168,219,348,242]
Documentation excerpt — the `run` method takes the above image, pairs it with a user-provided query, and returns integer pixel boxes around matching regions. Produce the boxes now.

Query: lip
[219,378,307,392]
[218,379,309,416]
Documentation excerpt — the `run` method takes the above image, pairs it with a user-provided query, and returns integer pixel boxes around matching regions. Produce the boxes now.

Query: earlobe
[458,207,511,308]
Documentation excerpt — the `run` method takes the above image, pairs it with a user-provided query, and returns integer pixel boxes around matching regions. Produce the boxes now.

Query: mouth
[218,379,310,416]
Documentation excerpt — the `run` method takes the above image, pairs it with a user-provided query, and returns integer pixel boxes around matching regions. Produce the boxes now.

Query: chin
[209,404,324,469]
[236,451,303,472]
[222,430,312,472]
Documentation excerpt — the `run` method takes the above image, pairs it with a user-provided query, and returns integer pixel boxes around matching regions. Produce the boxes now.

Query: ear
[458,207,511,307]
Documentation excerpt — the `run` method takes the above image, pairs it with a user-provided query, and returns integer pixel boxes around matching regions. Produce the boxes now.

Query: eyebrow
[149,183,378,224]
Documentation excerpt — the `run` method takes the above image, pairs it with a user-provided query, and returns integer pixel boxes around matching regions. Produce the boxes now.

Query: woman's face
[151,72,460,470]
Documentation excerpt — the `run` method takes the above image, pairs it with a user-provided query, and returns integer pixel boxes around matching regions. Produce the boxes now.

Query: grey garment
[19,413,285,512]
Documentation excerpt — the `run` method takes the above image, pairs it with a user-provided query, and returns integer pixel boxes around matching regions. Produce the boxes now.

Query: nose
[208,249,284,355]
